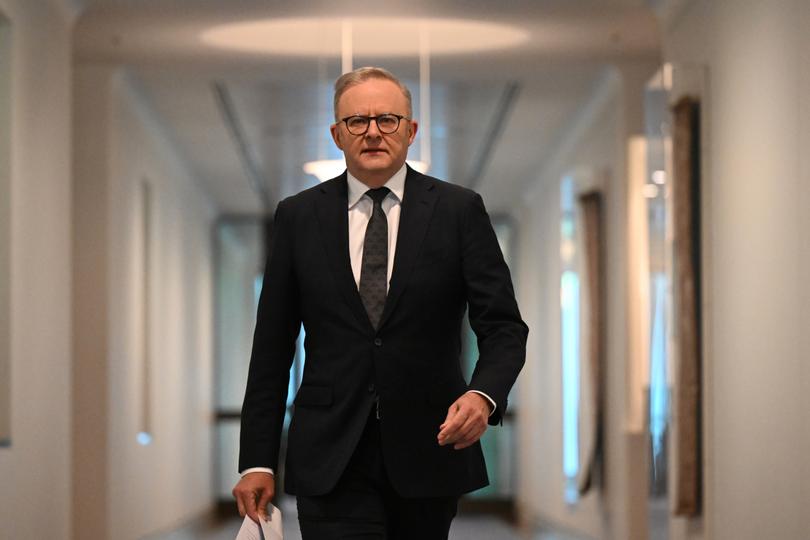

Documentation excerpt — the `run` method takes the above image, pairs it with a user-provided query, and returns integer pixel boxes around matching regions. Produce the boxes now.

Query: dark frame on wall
[671,96,703,517]
[0,11,13,448]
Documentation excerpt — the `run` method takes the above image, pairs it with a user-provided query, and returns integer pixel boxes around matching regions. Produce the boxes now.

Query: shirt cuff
[240,467,275,477]
[466,390,497,417]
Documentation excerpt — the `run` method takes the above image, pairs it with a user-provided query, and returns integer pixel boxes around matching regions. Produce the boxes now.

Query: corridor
[1,1,809,539]
[145,498,591,540]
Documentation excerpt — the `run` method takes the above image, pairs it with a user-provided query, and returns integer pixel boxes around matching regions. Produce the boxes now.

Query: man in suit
[233,67,528,539]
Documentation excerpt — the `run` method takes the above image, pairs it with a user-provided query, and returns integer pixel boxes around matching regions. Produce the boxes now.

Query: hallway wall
[513,61,658,540]
[514,71,619,540]
[515,2,810,538]
[73,66,217,539]
[0,1,73,538]
[661,0,810,537]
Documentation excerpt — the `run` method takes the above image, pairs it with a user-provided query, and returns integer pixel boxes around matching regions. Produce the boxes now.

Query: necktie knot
[365,187,390,207]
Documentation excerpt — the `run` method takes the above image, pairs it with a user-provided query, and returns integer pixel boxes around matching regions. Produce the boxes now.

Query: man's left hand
[437,392,492,450]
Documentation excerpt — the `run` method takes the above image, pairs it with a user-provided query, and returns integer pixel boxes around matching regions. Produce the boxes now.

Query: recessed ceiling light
[201,17,529,57]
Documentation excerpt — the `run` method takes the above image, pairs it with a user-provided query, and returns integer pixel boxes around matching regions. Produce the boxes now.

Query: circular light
[136,432,153,446]
[201,17,529,57]
[652,170,666,185]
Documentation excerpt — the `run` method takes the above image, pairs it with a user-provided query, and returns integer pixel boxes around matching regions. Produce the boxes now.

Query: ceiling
[73,0,660,215]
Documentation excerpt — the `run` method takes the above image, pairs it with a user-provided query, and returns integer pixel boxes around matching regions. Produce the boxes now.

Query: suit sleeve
[238,200,302,472]
[461,193,528,425]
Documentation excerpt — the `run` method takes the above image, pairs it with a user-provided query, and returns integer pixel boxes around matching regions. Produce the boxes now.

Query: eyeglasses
[340,114,409,135]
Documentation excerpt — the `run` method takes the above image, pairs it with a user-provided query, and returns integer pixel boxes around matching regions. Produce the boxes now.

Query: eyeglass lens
[346,115,401,134]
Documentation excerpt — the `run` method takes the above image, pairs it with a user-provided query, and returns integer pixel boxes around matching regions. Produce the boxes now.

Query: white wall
[519,1,810,537]
[514,62,658,540]
[73,65,216,539]
[0,1,73,538]
[513,86,615,535]
[662,0,810,538]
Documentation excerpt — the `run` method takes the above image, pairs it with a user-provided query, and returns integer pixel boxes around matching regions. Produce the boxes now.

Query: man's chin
[359,152,389,162]
[347,160,399,184]
[357,156,393,171]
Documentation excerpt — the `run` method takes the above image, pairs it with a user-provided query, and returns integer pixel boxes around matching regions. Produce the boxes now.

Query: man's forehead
[338,79,407,111]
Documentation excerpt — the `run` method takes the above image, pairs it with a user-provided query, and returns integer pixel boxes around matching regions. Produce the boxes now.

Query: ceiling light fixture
[201,17,528,57]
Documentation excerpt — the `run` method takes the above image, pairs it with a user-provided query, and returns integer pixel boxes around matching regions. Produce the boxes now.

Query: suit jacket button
[374,338,382,347]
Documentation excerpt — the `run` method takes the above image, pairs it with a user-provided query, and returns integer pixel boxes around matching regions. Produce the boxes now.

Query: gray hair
[333,66,413,121]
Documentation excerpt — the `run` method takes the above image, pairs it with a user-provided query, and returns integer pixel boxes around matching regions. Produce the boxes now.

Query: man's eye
[378,116,397,128]
[348,117,367,128]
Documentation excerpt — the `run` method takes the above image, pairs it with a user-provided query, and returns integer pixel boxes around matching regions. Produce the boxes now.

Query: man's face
[330,79,418,186]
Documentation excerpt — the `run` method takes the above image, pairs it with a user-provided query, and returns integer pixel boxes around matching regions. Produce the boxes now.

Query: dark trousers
[296,408,459,540]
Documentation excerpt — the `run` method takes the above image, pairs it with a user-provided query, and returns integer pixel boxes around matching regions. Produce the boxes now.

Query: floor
[143,497,593,540]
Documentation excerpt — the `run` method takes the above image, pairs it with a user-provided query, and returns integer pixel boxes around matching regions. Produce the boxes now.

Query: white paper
[260,504,283,540]
[235,504,283,540]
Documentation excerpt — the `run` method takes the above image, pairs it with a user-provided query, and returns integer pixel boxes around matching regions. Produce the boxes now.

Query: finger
[242,491,260,524]
[235,491,247,518]
[246,504,261,524]
[446,414,479,444]
[442,399,484,437]
[453,428,485,450]
[440,402,461,429]
[438,404,459,437]
[439,409,465,437]
[438,411,469,444]
[454,421,487,449]
[256,486,274,519]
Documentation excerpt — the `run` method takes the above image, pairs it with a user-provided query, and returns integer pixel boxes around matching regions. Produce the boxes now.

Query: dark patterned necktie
[359,187,391,329]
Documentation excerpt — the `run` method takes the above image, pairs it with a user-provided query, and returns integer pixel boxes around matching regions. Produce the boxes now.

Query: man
[233,67,528,539]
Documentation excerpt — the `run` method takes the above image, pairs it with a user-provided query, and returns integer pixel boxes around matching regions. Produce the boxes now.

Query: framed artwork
[671,96,703,517]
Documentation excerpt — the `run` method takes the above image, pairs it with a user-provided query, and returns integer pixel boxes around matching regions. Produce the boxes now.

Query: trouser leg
[296,407,460,540]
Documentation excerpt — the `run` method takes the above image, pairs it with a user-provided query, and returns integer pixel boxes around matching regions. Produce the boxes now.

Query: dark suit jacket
[239,166,528,498]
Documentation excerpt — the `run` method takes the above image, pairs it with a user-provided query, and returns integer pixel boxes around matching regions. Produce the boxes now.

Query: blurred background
[0,0,808,539]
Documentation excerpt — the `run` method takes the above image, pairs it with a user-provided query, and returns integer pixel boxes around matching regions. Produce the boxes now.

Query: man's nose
[365,118,382,139]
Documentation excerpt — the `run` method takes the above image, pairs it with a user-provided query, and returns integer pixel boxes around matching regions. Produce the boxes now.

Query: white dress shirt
[346,165,405,290]
[241,165,494,477]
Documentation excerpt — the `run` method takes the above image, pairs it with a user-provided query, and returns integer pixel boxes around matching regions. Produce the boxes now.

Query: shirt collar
[347,163,407,209]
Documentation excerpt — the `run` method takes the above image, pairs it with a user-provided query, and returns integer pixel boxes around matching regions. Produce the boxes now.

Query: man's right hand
[232,472,275,524]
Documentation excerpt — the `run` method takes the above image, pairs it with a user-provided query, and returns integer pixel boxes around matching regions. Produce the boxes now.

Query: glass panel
[216,421,241,500]
[215,221,264,411]
[644,63,676,539]
[214,220,264,498]
[644,68,671,497]
[560,174,580,504]
[462,218,517,500]
[0,12,12,448]
[214,218,307,499]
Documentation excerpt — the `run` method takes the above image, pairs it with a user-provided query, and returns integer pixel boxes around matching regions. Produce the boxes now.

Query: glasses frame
[339,113,409,135]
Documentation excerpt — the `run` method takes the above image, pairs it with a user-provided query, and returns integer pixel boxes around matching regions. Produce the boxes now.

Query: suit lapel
[313,174,375,335]
[378,168,438,330]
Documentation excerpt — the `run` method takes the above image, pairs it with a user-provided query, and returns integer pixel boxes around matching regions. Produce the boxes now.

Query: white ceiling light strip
[341,19,353,74]
[419,22,431,172]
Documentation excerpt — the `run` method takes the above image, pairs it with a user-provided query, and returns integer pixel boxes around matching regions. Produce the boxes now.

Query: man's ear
[330,123,344,150]
[407,120,419,146]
